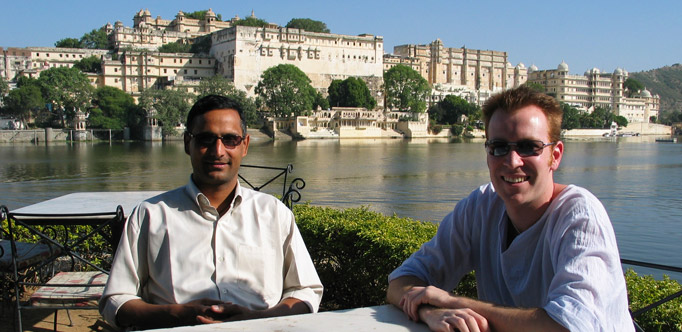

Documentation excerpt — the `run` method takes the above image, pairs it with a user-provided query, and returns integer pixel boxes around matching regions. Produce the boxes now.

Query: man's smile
[503,175,529,183]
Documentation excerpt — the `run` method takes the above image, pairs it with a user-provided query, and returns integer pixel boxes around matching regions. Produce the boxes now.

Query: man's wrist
[417,304,437,322]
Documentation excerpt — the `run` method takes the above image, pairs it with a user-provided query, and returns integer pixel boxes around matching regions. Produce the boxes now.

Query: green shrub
[294,204,438,310]
[295,204,682,331]
[450,124,464,136]
[294,204,477,310]
[626,269,682,331]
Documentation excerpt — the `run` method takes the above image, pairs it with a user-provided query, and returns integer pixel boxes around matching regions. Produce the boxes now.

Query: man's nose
[210,138,227,155]
[505,148,524,168]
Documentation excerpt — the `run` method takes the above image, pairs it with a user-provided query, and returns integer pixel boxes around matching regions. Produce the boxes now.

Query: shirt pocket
[237,245,277,302]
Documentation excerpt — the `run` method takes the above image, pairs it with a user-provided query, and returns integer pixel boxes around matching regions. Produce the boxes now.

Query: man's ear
[550,141,564,170]
[183,132,191,155]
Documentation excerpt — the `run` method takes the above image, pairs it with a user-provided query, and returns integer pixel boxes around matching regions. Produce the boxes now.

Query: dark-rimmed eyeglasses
[187,132,244,148]
[485,139,555,157]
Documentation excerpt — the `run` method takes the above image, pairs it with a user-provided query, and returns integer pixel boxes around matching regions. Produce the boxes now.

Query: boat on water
[655,137,677,143]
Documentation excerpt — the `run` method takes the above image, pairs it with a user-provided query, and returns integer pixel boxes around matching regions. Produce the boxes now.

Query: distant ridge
[630,63,682,113]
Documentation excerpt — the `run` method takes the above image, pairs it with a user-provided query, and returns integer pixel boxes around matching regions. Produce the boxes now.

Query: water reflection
[1,138,681,280]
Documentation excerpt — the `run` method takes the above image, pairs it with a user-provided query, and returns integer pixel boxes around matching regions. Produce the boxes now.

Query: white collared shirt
[100,179,323,328]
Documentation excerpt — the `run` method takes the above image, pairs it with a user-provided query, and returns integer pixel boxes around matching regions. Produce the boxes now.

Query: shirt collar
[186,176,243,219]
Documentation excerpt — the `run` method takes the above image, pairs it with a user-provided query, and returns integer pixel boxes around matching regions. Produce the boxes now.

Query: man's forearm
[252,297,311,319]
[117,299,204,329]
[387,275,428,307]
[428,296,568,332]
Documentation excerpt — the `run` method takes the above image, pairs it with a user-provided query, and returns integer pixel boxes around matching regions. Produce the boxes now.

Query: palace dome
[585,67,601,75]
[640,89,652,98]
[558,61,569,71]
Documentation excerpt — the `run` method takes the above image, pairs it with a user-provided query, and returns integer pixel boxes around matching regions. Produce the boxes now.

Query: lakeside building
[383,39,528,105]
[269,107,431,139]
[2,9,529,121]
[210,25,384,104]
[107,8,233,50]
[101,51,215,97]
[528,61,660,123]
[0,47,108,82]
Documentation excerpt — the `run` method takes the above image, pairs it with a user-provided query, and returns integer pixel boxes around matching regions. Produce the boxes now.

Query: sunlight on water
[1,138,681,280]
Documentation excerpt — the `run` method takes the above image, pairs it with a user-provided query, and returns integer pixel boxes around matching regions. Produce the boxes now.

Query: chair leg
[54,309,58,331]
[65,308,73,326]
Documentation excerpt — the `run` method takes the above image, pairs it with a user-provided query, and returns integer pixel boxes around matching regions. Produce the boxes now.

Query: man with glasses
[387,86,632,331]
[100,95,323,329]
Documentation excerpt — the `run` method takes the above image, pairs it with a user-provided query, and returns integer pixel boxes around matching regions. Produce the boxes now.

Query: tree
[195,76,260,127]
[138,88,194,136]
[158,42,191,53]
[580,106,614,129]
[184,10,223,21]
[233,16,268,27]
[560,103,581,130]
[614,115,629,128]
[255,64,317,117]
[80,28,109,49]
[383,65,431,112]
[313,91,329,110]
[624,78,645,97]
[327,77,376,109]
[73,55,103,73]
[524,82,546,93]
[190,35,212,54]
[285,18,330,33]
[88,86,137,130]
[55,38,82,48]
[0,79,9,97]
[1,85,44,127]
[428,95,480,125]
[37,67,95,128]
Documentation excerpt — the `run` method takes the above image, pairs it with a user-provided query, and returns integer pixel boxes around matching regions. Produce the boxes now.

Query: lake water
[1,135,681,280]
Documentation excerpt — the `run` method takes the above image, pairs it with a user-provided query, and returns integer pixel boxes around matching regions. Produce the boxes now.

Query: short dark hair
[482,86,562,143]
[186,95,247,135]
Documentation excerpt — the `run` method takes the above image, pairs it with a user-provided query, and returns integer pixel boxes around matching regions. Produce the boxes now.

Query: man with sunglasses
[100,95,323,329]
[387,86,632,331]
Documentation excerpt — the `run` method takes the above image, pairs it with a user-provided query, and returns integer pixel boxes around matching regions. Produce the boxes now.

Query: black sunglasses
[485,139,555,157]
[187,132,244,148]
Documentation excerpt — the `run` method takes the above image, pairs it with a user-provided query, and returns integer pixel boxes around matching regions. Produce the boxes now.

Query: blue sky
[2,0,679,75]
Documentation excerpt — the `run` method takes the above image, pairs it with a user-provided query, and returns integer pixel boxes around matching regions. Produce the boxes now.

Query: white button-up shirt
[100,180,323,328]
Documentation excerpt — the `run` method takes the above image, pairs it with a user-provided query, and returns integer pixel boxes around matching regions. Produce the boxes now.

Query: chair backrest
[239,164,306,209]
[5,205,125,274]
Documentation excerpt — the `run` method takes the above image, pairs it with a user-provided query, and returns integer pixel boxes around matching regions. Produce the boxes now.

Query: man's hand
[400,286,455,321]
[196,302,253,324]
[419,306,490,332]
[118,298,226,328]
[399,286,490,332]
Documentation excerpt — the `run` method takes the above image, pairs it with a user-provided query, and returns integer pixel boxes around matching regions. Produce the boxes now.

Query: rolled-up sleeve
[99,205,148,328]
[281,215,323,312]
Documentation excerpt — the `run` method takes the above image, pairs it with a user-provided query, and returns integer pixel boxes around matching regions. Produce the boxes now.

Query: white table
[12,191,164,216]
[148,305,430,332]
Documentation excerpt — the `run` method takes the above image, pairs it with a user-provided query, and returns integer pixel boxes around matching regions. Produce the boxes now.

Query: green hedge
[293,204,471,310]
[4,205,681,331]
[294,205,682,331]
[626,269,682,331]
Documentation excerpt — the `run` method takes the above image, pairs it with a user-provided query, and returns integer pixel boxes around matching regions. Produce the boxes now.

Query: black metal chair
[2,204,125,332]
[621,258,682,332]
[239,163,306,209]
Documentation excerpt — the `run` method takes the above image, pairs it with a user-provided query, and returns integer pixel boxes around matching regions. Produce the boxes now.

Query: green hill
[630,64,682,114]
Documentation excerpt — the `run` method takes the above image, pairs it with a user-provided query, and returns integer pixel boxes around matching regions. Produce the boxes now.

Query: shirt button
[222,289,228,294]
[219,257,225,262]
